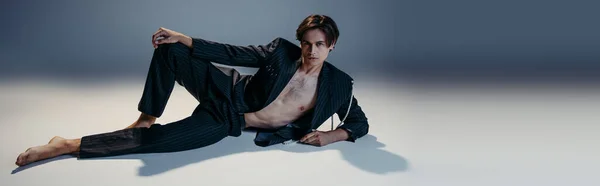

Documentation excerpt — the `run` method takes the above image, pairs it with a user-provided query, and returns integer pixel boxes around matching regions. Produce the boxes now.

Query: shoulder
[268,37,301,61]
[269,37,299,50]
[273,37,295,45]
[324,62,354,82]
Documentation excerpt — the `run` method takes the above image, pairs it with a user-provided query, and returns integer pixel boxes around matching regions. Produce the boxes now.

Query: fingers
[152,32,167,48]
[304,136,320,145]
[152,29,162,48]
[300,131,317,142]
[152,27,170,49]
[154,36,177,45]
[153,27,165,37]
[299,131,323,146]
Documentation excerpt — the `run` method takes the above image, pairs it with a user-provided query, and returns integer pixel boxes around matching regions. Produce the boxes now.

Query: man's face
[300,29,335,65]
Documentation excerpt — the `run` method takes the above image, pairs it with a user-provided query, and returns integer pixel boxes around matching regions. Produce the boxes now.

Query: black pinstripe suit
[78,37,369,158]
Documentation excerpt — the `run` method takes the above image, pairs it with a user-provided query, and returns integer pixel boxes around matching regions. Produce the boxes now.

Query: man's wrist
[178,34,193,48]
[328,128,350,142]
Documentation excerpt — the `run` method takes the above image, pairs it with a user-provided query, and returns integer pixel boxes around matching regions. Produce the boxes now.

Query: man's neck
[299,59,324,76]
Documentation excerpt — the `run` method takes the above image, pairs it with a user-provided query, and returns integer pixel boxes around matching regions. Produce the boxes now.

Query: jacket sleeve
[335,96,369,142]
[190,37,281,68]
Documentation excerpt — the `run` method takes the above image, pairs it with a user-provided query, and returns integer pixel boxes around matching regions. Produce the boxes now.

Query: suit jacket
[190,37,369,146]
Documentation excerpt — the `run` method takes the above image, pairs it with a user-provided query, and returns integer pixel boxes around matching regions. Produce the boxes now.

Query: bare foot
[15,136,73,166]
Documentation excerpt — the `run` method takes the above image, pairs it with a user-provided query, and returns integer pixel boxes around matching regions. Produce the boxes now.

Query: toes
[16,153,27,166]
[17,148,33,165]
[17,148,35,166]
[21,153,33,166]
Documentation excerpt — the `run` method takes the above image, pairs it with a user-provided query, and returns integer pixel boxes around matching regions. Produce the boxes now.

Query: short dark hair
[296,14,340,48]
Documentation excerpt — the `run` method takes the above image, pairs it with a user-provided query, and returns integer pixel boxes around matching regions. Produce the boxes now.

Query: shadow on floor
[11,132,408,176]
[11,155,73,174]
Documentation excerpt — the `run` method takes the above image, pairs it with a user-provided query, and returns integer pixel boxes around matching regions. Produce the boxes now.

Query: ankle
[138,113,157,123]
[65,139,81,153]
[135,119,154,124]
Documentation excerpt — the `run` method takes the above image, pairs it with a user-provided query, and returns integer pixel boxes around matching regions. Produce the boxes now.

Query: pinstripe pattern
[79,42,243,158]
[79,109,229,158]
[78,36,371,158]
[191,37,369,145]
[137,42,222,117]
[314,64,369,142]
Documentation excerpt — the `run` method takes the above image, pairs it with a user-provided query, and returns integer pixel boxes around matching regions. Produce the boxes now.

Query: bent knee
[157,42,190,59]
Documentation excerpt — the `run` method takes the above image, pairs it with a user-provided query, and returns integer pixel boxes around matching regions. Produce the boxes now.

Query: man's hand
[299,129,349,147]
[151,27,191,49]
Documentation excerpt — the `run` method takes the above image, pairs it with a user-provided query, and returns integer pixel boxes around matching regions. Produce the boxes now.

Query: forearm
[335,96,369,142]
[181,36,279,68]
[178,35,193,48]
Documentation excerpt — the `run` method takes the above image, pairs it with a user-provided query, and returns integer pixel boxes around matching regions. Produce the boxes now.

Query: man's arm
[298,128,349,146]
[334,96,369,142]
[179,35,281,68]
[299,96,369,146]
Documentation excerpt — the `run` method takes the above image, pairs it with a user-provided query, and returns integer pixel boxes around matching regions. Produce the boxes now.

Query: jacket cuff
[337,126,356,142]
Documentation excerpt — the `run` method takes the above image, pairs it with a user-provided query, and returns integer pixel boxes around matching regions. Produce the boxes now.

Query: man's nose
[310,45,318,54]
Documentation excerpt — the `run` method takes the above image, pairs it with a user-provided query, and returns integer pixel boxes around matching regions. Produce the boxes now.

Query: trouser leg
[137,42,220,117]
[78,104,233,159]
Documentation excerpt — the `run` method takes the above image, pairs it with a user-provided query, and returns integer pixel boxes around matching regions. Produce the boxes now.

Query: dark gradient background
[1,0,598,84]
[2,1,600,185]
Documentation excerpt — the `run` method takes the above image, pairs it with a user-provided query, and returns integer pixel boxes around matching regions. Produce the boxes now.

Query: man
[15,14,368,166]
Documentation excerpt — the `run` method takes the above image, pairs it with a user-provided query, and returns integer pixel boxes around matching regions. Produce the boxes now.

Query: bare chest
[276,73,319,111]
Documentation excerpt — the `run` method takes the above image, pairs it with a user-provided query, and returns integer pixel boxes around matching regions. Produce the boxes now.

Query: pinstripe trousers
[77,42,247,159]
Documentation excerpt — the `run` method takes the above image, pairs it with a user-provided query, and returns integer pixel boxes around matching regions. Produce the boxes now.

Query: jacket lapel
[264,59,300,106]
[309,64,331,129]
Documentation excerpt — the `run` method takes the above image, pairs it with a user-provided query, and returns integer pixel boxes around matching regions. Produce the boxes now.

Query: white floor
[1,75,599,186]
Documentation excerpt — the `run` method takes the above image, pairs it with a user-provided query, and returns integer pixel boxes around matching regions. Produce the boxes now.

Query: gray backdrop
[1,0,599,83]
